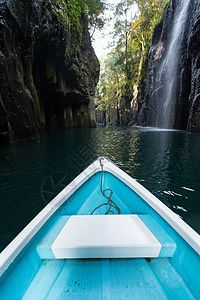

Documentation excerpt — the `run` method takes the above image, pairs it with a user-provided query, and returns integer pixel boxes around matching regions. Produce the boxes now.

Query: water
[1,126,200,252]
[155,0,190,128]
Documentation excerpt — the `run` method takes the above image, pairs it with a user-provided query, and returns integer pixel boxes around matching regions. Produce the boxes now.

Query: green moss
[7,119,14,142]
[55,0,83,44]
[153,0,171,29]
[25,88,31,94]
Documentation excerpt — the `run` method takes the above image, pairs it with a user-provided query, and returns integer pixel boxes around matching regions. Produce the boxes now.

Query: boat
[0,157,200,299]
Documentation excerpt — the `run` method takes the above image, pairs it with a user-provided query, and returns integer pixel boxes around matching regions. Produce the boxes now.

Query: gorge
[1,0,200,144]
[0,0,99,143]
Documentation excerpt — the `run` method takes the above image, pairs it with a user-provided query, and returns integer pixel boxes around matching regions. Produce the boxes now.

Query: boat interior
[0,171,199,299]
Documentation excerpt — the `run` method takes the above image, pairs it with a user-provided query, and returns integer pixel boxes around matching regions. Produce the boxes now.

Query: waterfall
[140,0,192,129]
[155,0,191,128]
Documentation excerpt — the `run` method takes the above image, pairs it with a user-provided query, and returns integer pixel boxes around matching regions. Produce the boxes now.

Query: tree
[85,0,106,37]
[95,0,167,121]
[56,0,106,40]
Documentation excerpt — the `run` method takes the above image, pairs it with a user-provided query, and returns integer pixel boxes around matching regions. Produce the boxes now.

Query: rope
[91,158,121,215]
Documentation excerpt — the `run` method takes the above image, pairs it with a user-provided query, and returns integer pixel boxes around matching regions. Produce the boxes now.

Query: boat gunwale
[0,159,101,276]
[0,157,200,277]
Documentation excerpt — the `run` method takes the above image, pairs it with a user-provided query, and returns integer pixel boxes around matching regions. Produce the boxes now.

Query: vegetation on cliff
[95,0,168,124]
[56,0,106,43]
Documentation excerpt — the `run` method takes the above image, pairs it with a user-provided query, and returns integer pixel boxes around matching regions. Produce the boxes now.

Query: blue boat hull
[0,158,199,299]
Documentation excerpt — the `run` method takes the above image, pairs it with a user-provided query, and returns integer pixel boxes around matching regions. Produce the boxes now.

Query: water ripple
[182,186,195,192]
[1,127,200,252]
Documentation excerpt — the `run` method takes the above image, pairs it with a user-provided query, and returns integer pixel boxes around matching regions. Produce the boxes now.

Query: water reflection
[91,127,200,233]
[0,126,200,252]
[93,127,140,176]
[133,129,200,228]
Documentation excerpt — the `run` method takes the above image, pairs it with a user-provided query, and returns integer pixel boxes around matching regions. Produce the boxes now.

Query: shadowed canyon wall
[0,0,99,143]
[137,0,200,132]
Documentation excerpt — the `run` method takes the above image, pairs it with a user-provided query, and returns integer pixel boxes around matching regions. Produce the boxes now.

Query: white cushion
[51,215,161,258]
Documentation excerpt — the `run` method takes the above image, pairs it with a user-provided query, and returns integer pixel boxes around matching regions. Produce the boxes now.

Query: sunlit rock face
[0,0,99,143]
[137,0,200,132]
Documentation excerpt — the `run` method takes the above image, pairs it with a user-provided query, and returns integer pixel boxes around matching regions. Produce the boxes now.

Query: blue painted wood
[109,258,167,299]
[22,260,65,300]
[60,171,148,215]
[60,173,101,215]
[37,215,70,259]
[139,214,177,257]
[22,258,196,300]
[146,205,200,297]
[0,168,199,299]
[150,258,195,299]
[0,238,42,300]
[102,259,112,300]
[45,260,103,299]
[103,172,149,214]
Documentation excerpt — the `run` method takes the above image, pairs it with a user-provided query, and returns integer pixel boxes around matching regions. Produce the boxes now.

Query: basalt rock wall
[137,0,200,132]
[0,0,99,143]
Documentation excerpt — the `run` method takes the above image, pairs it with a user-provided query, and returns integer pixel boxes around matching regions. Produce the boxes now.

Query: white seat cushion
[51,215,161,258]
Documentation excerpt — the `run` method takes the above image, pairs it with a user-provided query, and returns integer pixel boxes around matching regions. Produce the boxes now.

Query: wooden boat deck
[27,213,195,299]
[23,257,195,299]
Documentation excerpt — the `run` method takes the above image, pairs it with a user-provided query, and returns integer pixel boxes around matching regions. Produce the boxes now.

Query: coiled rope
[91,158,121,215]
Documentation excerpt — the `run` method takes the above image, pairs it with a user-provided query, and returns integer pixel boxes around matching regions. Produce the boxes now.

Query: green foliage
[96,102,106,110]
[153,0,171,29]
[85,0,106,34]
[95,47,129,111]
[95,0,166,111]
[56,0,83,43]
[55,0,106,43]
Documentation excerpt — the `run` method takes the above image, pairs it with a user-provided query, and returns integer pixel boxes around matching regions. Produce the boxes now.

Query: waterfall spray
[139,0,192,129]
[156,0,191,128]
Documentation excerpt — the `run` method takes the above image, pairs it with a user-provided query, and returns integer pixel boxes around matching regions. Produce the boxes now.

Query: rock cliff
[137,0,200,132]
[0,0,99,143]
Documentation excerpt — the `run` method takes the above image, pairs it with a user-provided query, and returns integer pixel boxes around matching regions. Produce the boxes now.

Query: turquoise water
[0,126,200,252]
